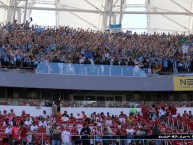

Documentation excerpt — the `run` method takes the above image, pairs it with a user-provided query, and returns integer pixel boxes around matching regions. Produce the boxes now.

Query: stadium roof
[0,0,193,33]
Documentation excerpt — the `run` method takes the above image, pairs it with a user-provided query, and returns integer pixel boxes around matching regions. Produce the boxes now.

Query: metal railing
[36,62,147,77]
[1,133,192,145]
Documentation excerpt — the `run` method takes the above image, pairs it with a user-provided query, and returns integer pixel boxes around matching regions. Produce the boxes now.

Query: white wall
[0,105,191,117]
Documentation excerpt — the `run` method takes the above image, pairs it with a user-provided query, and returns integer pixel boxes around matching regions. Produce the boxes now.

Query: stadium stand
[0,99,192,145]
[0,22,193,75]
[0,21,193,145]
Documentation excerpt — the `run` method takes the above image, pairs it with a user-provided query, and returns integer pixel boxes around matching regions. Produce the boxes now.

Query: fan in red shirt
[92,123,97,136]
[160,122,166,134]
[141,104,148,118]
[70,124,81,145]
[119,111,127,118]
[106,112,112,126]
[3,110,7,117]
[136,112,142,120]
[19,122,27,144]
[10,109,16,118]
[120,126,127,145]
[11,123,20,144]
[100,112,106,120]
[166,106,172,116]
[182,111,188,118]
[113,115,120,124]
[21,110,27,119]
[119,111,127,123]
[155,105,160,116]
[171,105,177,117]
[69,113,76,122]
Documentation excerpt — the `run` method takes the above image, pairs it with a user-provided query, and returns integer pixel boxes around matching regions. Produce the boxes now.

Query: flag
[179,37,187,43]
[152,63,162,73]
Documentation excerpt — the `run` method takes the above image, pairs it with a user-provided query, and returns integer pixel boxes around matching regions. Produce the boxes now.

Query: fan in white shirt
[136,127,144,135]
[48,116,56,124]
[126,125,136,135]
[42,110,48,119]
[77,124,83,135]
[61,125,71,145]
[26,132,33,143]
[61,115,69,122]
[5,124,12,134]
[39,119,47,127]
[30,122,38,132]
[76,113,82,121]
[182,43,189,54]
[25,118,32,127]
[96,119,102,127]
[3,119,13,127]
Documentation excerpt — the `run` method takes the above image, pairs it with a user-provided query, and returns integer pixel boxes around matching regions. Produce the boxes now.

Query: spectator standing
[130,105,137,116]
[80,124,91,145]
[119,111,127,124]
[4,124,12,144]
[26,131,33,145]
[120,126,127,145]
[19,122,27,145]
[152,124,161,145]
[71,124,81,145]
[11,123,19,145]
[105,112,112,126]
[171,105,177,118]
[103,127,110,145]
[5,124,12,134]
[61,125,71,145]
[50,124,61,145]
[52,101,57,116]
[188,111,192,119]
[159,106,166,121]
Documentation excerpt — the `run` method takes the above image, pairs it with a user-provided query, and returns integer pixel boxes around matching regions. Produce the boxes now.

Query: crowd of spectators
[0,102,193,145]
[1,21,193,74]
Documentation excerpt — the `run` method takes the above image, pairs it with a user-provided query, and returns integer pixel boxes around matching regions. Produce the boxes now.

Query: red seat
[0,129,5,133]
[0,133,8,139]
[38,127,46,133]
[33,133,43,143]
[43,134,50,143]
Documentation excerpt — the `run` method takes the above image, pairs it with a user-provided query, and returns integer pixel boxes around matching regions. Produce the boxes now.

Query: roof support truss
[170,0,190,12]
[69,12,99,30]
[1,4,193,15]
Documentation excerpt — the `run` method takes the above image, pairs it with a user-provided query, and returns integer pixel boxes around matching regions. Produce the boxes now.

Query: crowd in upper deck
[1,21,193,74]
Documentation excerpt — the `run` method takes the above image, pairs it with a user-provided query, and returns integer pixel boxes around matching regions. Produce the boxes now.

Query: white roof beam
[84,0,101,11]
[149,28,189,32]
[0,0,7,6]
[114,4,146,8]
[33,1,55,5]
[69,12,99,29]
[170,0,190,12]
[113,0,119,6]
[1,5,193,15]
[152,7,177,12]
[161,14,189,30]
[152,9,189,30]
